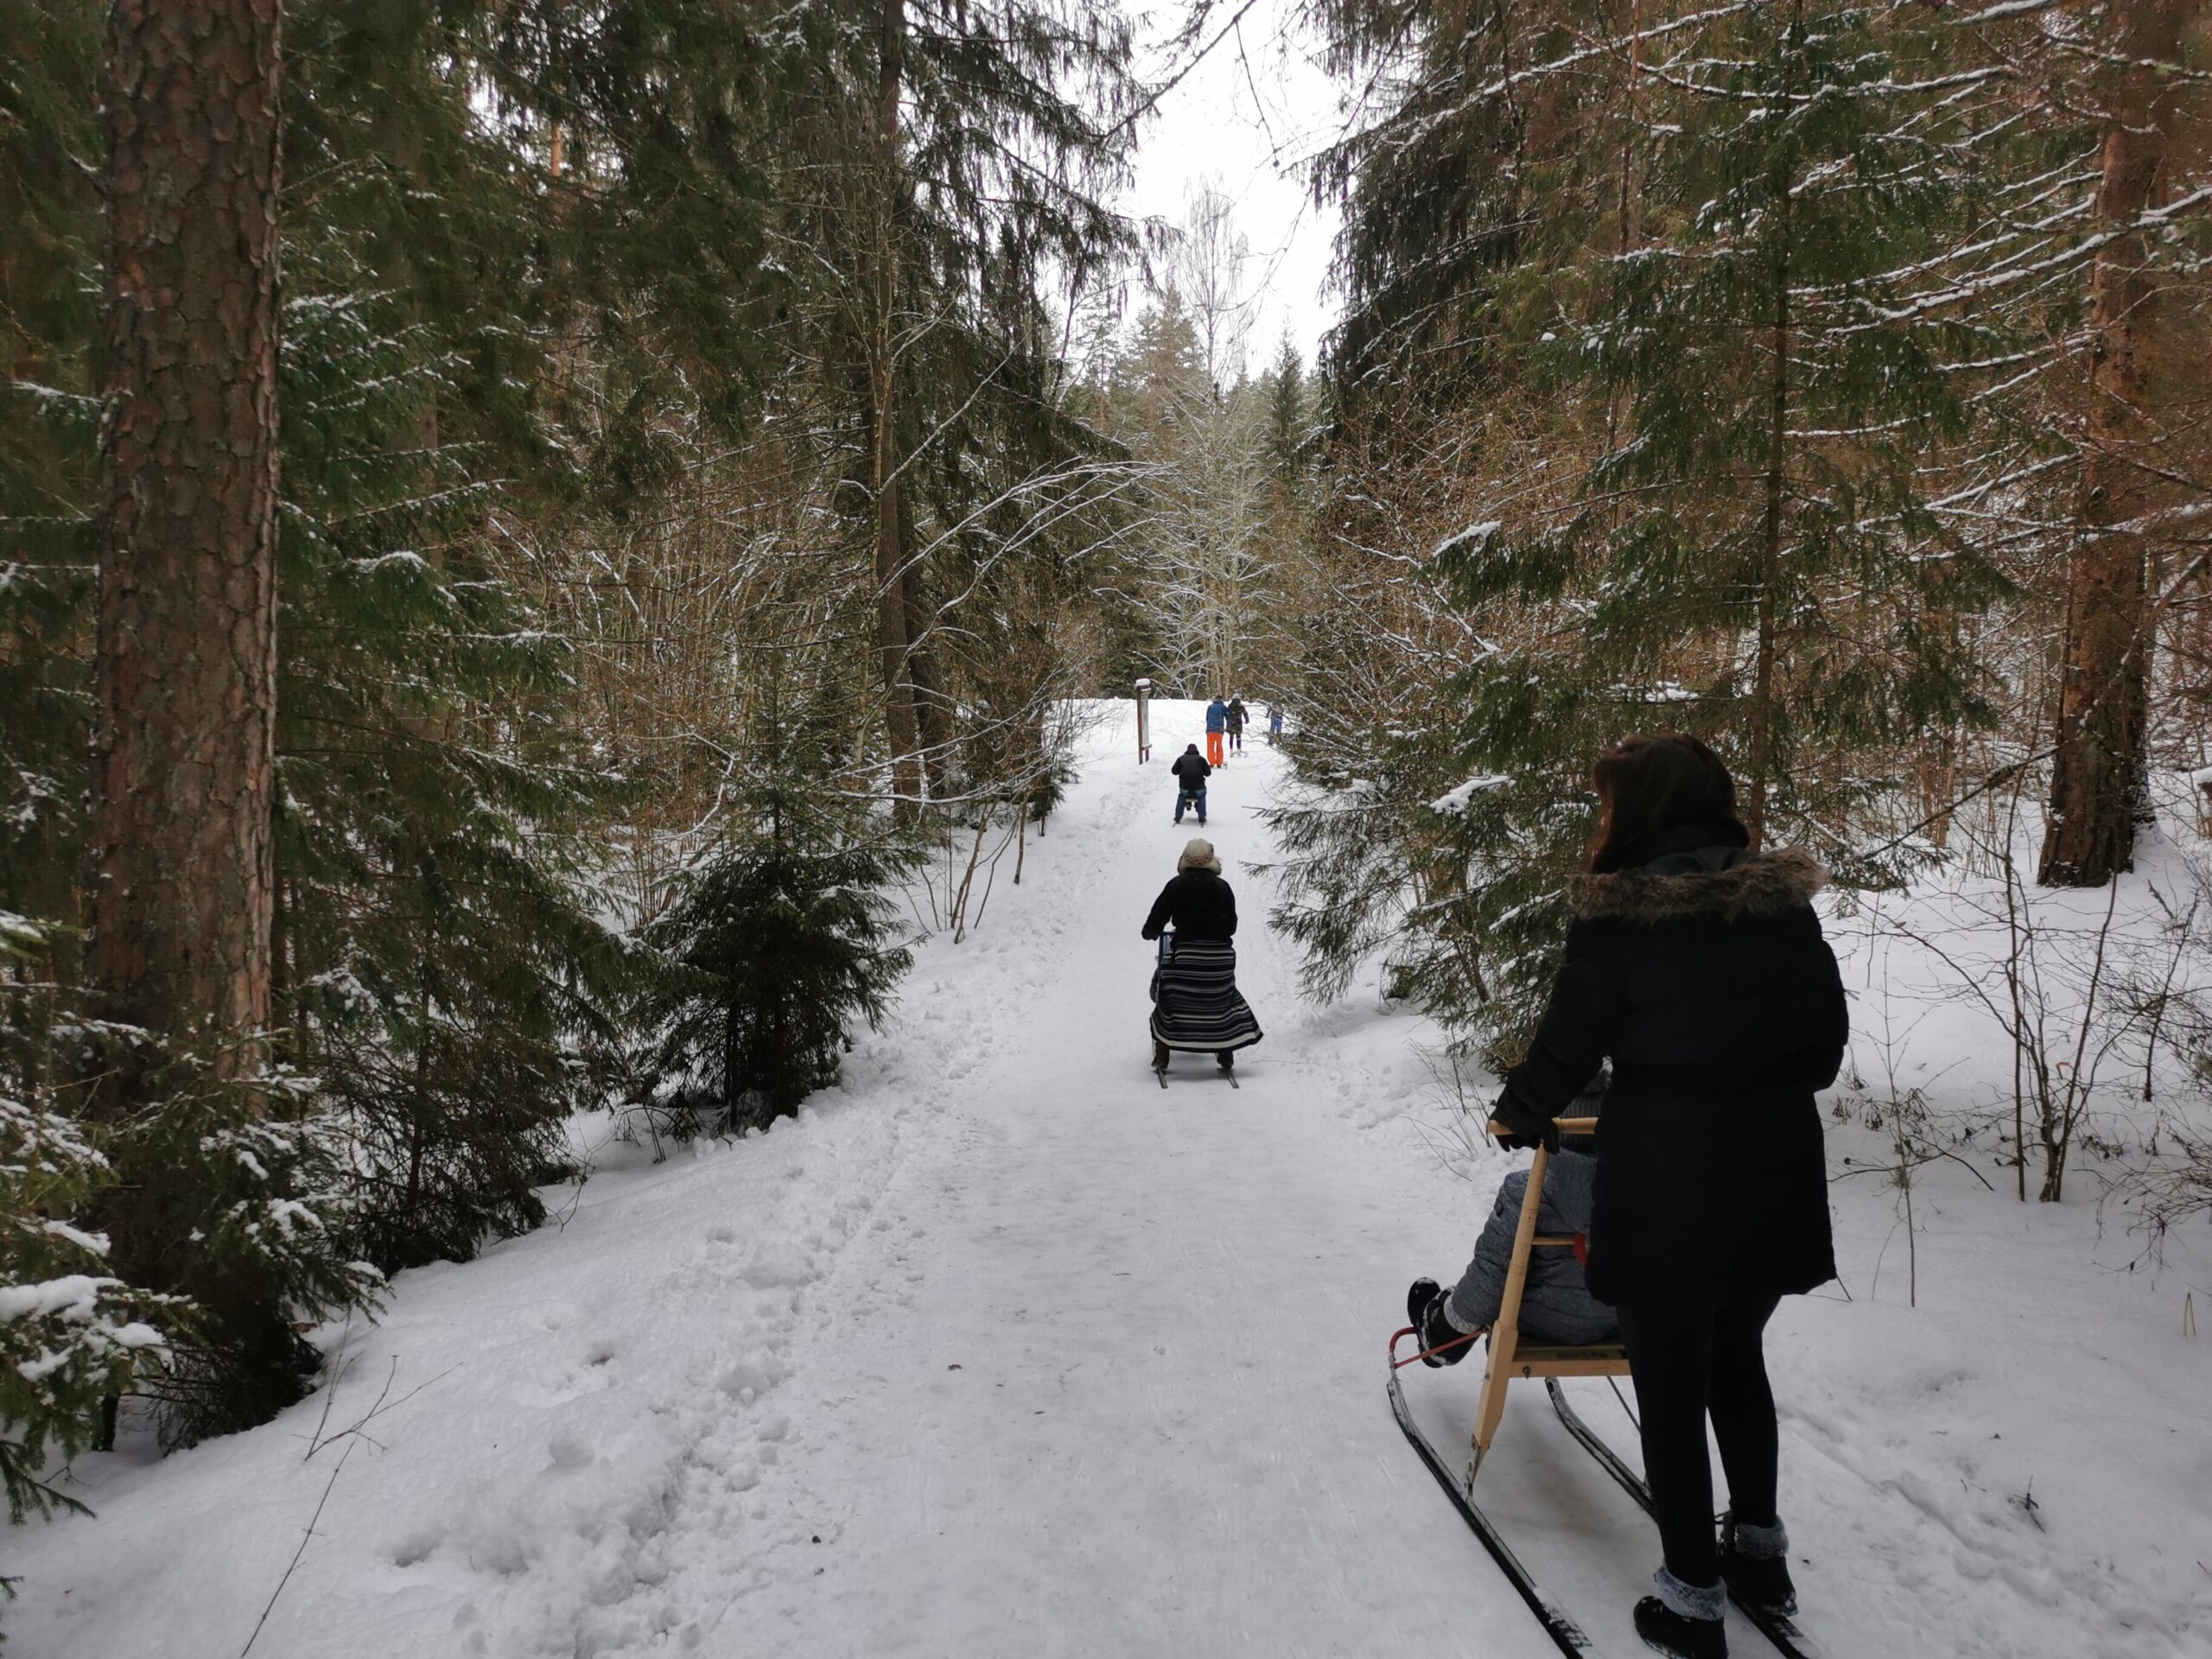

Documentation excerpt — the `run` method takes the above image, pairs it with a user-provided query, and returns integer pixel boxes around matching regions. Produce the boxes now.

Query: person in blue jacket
[1204,696,1230,766]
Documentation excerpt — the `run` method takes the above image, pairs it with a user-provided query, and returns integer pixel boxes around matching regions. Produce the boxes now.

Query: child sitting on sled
[1405,1077,1615,1363]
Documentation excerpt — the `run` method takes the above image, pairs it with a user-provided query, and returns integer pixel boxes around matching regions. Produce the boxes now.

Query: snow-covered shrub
[88,1043,384,1448]
[0,1084,168,1522]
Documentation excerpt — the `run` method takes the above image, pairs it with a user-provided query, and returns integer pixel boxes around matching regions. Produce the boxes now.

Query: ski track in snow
[8,702,2209,1658]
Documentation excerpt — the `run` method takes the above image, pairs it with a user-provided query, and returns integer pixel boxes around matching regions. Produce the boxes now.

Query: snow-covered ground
[9,702,2210,1656]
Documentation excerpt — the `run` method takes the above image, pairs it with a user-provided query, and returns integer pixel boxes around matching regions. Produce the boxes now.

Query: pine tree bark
[89,0,283,1077]
[2037,0,2197,887]
[872,0,924,811]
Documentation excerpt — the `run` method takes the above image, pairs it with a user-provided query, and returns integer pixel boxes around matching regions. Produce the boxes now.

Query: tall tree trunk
[1744,159,1791,853]
[90,0,283,1078]
[905,569,953,793]
[2037,0,2196,887]
[872,0,923,812]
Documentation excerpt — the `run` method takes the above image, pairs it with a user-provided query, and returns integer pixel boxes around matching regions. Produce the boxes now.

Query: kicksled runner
[1387,1116,1822,1659]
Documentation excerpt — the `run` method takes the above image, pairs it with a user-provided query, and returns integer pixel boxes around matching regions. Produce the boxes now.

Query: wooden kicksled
[1386,1114,1822,1659]
[1462,1114,1628,1485]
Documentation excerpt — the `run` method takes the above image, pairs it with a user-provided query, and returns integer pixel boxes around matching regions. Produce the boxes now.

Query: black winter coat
[1141,868,1237,943]
[1503,830,1847,1307]
[1172,751,1212,791]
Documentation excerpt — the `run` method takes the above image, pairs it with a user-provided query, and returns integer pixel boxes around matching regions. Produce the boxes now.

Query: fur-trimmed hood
[1567,847,1829,924]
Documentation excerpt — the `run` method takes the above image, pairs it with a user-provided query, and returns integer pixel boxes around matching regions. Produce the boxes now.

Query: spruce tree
[769,0,1138,802]
[1266,335,1308,503]
[0,0,102,943]
[1461,3,2002,827]
[271,1,638,1274]
[1427,3,2015,1048]
[640,689,919,1135]
[1286,0,2067,1058]
[0,0,621,1444]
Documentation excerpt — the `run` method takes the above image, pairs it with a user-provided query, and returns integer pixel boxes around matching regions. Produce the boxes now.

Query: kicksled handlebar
[1484,1116,1597,1139]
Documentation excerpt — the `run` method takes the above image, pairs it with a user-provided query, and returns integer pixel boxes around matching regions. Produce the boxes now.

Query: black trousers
[1615,1298,1783,1589]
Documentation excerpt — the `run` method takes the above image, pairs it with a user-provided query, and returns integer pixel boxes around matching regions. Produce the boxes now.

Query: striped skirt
[1150,938,1263,1053]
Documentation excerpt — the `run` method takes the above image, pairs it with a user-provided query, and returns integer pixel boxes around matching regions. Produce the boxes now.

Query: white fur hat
[1179,837,1222,874]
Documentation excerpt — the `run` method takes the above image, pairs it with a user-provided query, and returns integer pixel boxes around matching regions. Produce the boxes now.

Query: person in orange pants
[1205,695,1229,766]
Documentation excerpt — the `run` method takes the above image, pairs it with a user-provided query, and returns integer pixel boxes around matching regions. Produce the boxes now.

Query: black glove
[1492,1089,1560,1154]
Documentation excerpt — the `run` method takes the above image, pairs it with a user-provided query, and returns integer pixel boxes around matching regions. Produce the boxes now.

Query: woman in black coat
[1141,838,1262,1075]
[1491,734,1847,1659]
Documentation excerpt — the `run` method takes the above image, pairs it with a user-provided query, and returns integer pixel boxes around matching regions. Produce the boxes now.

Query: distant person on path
[1403,1080,1615,1363]
[1226,696,1248,753]
[1267,703,1284,746]
[1171,743,1211,825]
[1205,696,1229,767]
[1477,734,1847,1659]
[1140,838,1262,1077]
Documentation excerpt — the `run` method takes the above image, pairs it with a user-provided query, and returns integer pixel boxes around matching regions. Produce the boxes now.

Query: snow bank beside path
[8,999,941,1657]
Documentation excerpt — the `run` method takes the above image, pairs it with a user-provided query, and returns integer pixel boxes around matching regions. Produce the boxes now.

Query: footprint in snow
[389,1526,445,1568]
[547,1433,592,1471]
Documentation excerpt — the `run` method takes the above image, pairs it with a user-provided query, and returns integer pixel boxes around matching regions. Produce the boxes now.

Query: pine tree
[78,0,386,1440]
[0,0,627,1441]
[91,0,283,1080]
[2037,0,2210,886]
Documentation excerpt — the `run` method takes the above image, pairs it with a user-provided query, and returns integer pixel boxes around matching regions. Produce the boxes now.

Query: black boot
[1406,1278,1440,1356]
[1404,1278,1476,1367]
[1152,1040,1170,1072]
[1633,1598,1726,1659]
[1217,1050,1234,1072]
[1718,1514,1796,1615]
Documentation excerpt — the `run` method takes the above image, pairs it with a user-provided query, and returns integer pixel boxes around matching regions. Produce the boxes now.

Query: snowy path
[10,702,2209,1657]
[719,737,1562,1657]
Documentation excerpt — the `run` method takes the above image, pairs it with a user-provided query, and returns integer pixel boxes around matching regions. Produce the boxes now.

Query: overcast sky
[1115,0,1347,372]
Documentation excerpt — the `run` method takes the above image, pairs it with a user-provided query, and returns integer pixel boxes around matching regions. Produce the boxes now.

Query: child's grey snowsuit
[1441,1147,1618,1344]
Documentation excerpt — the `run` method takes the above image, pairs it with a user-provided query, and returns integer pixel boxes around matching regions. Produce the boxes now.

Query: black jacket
[1141,868,1237,943]
[1172,751,1212,791]
[1503,824,1847,1306]
[1226,699,1248,731]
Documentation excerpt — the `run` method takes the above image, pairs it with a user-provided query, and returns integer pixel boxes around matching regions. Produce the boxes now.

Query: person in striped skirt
[1141,839,1263,1076]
